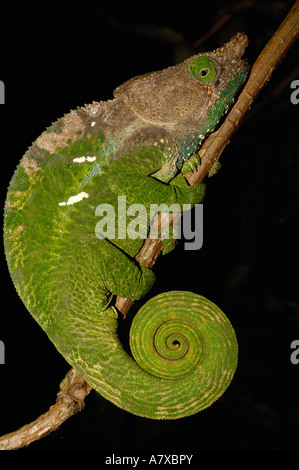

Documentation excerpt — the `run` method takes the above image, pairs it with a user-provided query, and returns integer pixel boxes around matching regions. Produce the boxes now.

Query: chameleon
[3,33,249,419]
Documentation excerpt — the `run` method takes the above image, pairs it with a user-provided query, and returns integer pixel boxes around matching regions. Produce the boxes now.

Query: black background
[0,0,298,454]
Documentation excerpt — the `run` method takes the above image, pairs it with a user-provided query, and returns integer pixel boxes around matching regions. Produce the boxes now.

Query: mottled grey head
[114,33,249,130]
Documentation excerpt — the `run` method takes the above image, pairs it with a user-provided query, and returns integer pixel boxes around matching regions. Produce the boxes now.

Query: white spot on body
[73,156,97,163]
[59,191,89,206]
[91,121,96,127]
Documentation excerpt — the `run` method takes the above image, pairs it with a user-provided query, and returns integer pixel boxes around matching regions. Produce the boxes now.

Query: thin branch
[0,369,92,450]
[1,0,298,451]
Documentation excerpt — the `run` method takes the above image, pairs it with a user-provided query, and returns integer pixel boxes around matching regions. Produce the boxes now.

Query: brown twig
[1,1,298,451]
[240,64,299,125]
[0,369,92,450]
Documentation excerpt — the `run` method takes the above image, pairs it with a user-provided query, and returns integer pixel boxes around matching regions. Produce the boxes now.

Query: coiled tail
[70,290,238,419]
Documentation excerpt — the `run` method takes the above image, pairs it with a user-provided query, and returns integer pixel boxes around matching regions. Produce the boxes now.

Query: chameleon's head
[114,33,249,131]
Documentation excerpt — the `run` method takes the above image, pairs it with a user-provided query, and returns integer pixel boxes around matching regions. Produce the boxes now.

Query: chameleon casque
[4,33,249,419]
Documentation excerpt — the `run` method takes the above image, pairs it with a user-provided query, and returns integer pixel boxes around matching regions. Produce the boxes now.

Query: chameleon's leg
[47,234,156,364]
[105,147,206,209]
[180,152,221,177]
[101,148,205,257]
[89,236,156,301]
[180,153,202,174]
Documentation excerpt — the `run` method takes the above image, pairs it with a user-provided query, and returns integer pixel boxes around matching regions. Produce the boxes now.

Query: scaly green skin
[3,34,249,419]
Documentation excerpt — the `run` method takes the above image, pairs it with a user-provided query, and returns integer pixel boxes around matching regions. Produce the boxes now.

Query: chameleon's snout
[213,32,249,74]
[223,32,249,59]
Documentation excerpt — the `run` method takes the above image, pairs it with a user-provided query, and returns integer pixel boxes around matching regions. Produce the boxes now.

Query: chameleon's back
[3,34,249,419]
[4,119,111,324]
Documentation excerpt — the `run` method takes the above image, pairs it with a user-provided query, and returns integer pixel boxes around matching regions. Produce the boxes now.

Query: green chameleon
[3,33,249,419]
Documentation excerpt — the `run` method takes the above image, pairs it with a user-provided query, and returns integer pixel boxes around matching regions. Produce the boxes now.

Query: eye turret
[188,56,220,83]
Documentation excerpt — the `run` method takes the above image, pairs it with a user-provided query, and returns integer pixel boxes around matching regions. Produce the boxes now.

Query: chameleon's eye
[188,56,218,83]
